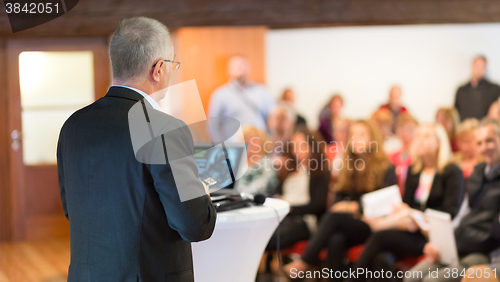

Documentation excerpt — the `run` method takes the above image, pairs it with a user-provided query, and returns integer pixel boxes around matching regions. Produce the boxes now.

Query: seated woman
[349,123,464,282]
[235,126,278,197]
[454,119,481,180]
[389,114,418,193]
[371,108,402,155]
[283,120,396,281]
[266,125,331,251]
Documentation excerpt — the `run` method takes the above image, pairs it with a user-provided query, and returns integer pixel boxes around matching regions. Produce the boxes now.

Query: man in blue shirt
[208,55,275,141]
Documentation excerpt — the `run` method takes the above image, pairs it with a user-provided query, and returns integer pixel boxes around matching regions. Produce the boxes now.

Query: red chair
[279,240,328,260]
[347,244,365,262]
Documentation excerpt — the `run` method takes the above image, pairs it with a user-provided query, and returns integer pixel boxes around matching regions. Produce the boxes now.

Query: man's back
[57,86,216,282]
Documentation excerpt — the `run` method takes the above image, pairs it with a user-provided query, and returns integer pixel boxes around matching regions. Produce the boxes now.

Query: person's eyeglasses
[152,60,181,69]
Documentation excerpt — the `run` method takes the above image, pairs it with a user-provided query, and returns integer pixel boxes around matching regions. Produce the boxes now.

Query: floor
[0,239,298,282]
[0,238,70,282]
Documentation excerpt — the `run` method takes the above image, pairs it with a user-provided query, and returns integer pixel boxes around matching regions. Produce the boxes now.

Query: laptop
[193,142,247,196]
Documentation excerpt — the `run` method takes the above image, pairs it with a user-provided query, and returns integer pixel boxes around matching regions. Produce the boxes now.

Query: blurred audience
[454,119,481,180]
[267,102,297,157]
[488,97,500,121]
[455,56,500,121]
[283,120,396,281]
[371,108,402,155]
[235,126,278,197]
[389,114,418,193]
[280,88,307,127]
[406,118,500,282]
[436,107,461,153]
[350,123,464,282]
[208,55,275,140]
[325,118,353,180]
[319,94,344,143]
[379,86,409,133]
[266,125,331,251]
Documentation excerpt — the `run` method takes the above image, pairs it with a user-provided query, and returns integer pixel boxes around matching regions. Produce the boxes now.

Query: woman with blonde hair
[454,119,481,180]
[348,123,464,282]
[283,120,396,281]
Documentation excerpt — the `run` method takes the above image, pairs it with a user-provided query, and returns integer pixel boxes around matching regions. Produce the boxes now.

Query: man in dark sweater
[406,118,500,282]
[454,56,500,121]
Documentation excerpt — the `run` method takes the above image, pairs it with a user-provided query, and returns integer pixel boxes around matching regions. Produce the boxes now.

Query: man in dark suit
[57,17,216,282]
[454,56,500,121]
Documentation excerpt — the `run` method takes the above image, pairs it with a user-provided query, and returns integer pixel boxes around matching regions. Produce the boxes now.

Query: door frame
[3,37,111,241]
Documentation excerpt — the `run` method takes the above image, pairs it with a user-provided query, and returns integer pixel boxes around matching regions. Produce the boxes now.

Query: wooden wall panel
[176,26,267,115]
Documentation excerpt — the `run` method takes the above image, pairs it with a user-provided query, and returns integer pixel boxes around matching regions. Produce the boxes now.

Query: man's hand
[423,243,441,263]
[201,180,210,196]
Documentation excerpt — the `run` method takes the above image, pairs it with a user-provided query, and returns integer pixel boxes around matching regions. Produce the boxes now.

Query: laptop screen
[193,143,246,190]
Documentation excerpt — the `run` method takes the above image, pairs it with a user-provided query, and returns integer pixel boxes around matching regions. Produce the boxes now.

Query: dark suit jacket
[403,163,464,218]
[454,78,500,121]
[455,162,500,256]
[57,86,217,282]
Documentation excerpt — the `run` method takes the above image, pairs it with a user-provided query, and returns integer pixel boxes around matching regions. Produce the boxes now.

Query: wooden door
[5,38,111,241]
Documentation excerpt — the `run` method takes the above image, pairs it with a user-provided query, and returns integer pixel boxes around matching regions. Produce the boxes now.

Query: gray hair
[110,17,172,82]
[478,117,500,136]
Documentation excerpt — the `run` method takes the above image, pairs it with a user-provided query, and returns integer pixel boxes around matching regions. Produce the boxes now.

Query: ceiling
[1,0,500,37]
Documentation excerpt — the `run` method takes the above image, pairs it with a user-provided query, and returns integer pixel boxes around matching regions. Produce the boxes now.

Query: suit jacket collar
[105,86,145,102]
[468,162,488,200]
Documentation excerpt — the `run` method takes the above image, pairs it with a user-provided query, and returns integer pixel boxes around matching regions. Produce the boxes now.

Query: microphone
[212,193,267,212]
[240,193,267,205]
[253,194,267,205]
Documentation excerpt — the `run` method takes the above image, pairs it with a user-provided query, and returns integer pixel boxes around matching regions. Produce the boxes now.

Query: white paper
[361,185,402,219]
[425,208,459,266]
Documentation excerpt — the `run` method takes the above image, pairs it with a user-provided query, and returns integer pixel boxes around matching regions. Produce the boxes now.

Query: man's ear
[152,60,163,82]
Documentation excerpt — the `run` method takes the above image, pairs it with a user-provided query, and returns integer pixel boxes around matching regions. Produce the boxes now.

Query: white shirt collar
[112,85,163,112]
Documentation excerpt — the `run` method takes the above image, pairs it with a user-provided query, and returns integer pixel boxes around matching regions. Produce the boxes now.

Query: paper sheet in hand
[361,185,402,219]
[425,208,459,266]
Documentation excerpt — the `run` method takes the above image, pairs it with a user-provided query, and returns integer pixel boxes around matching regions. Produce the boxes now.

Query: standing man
[208,55,275,141]
[57,17,216,282]
[455,56,500,121]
